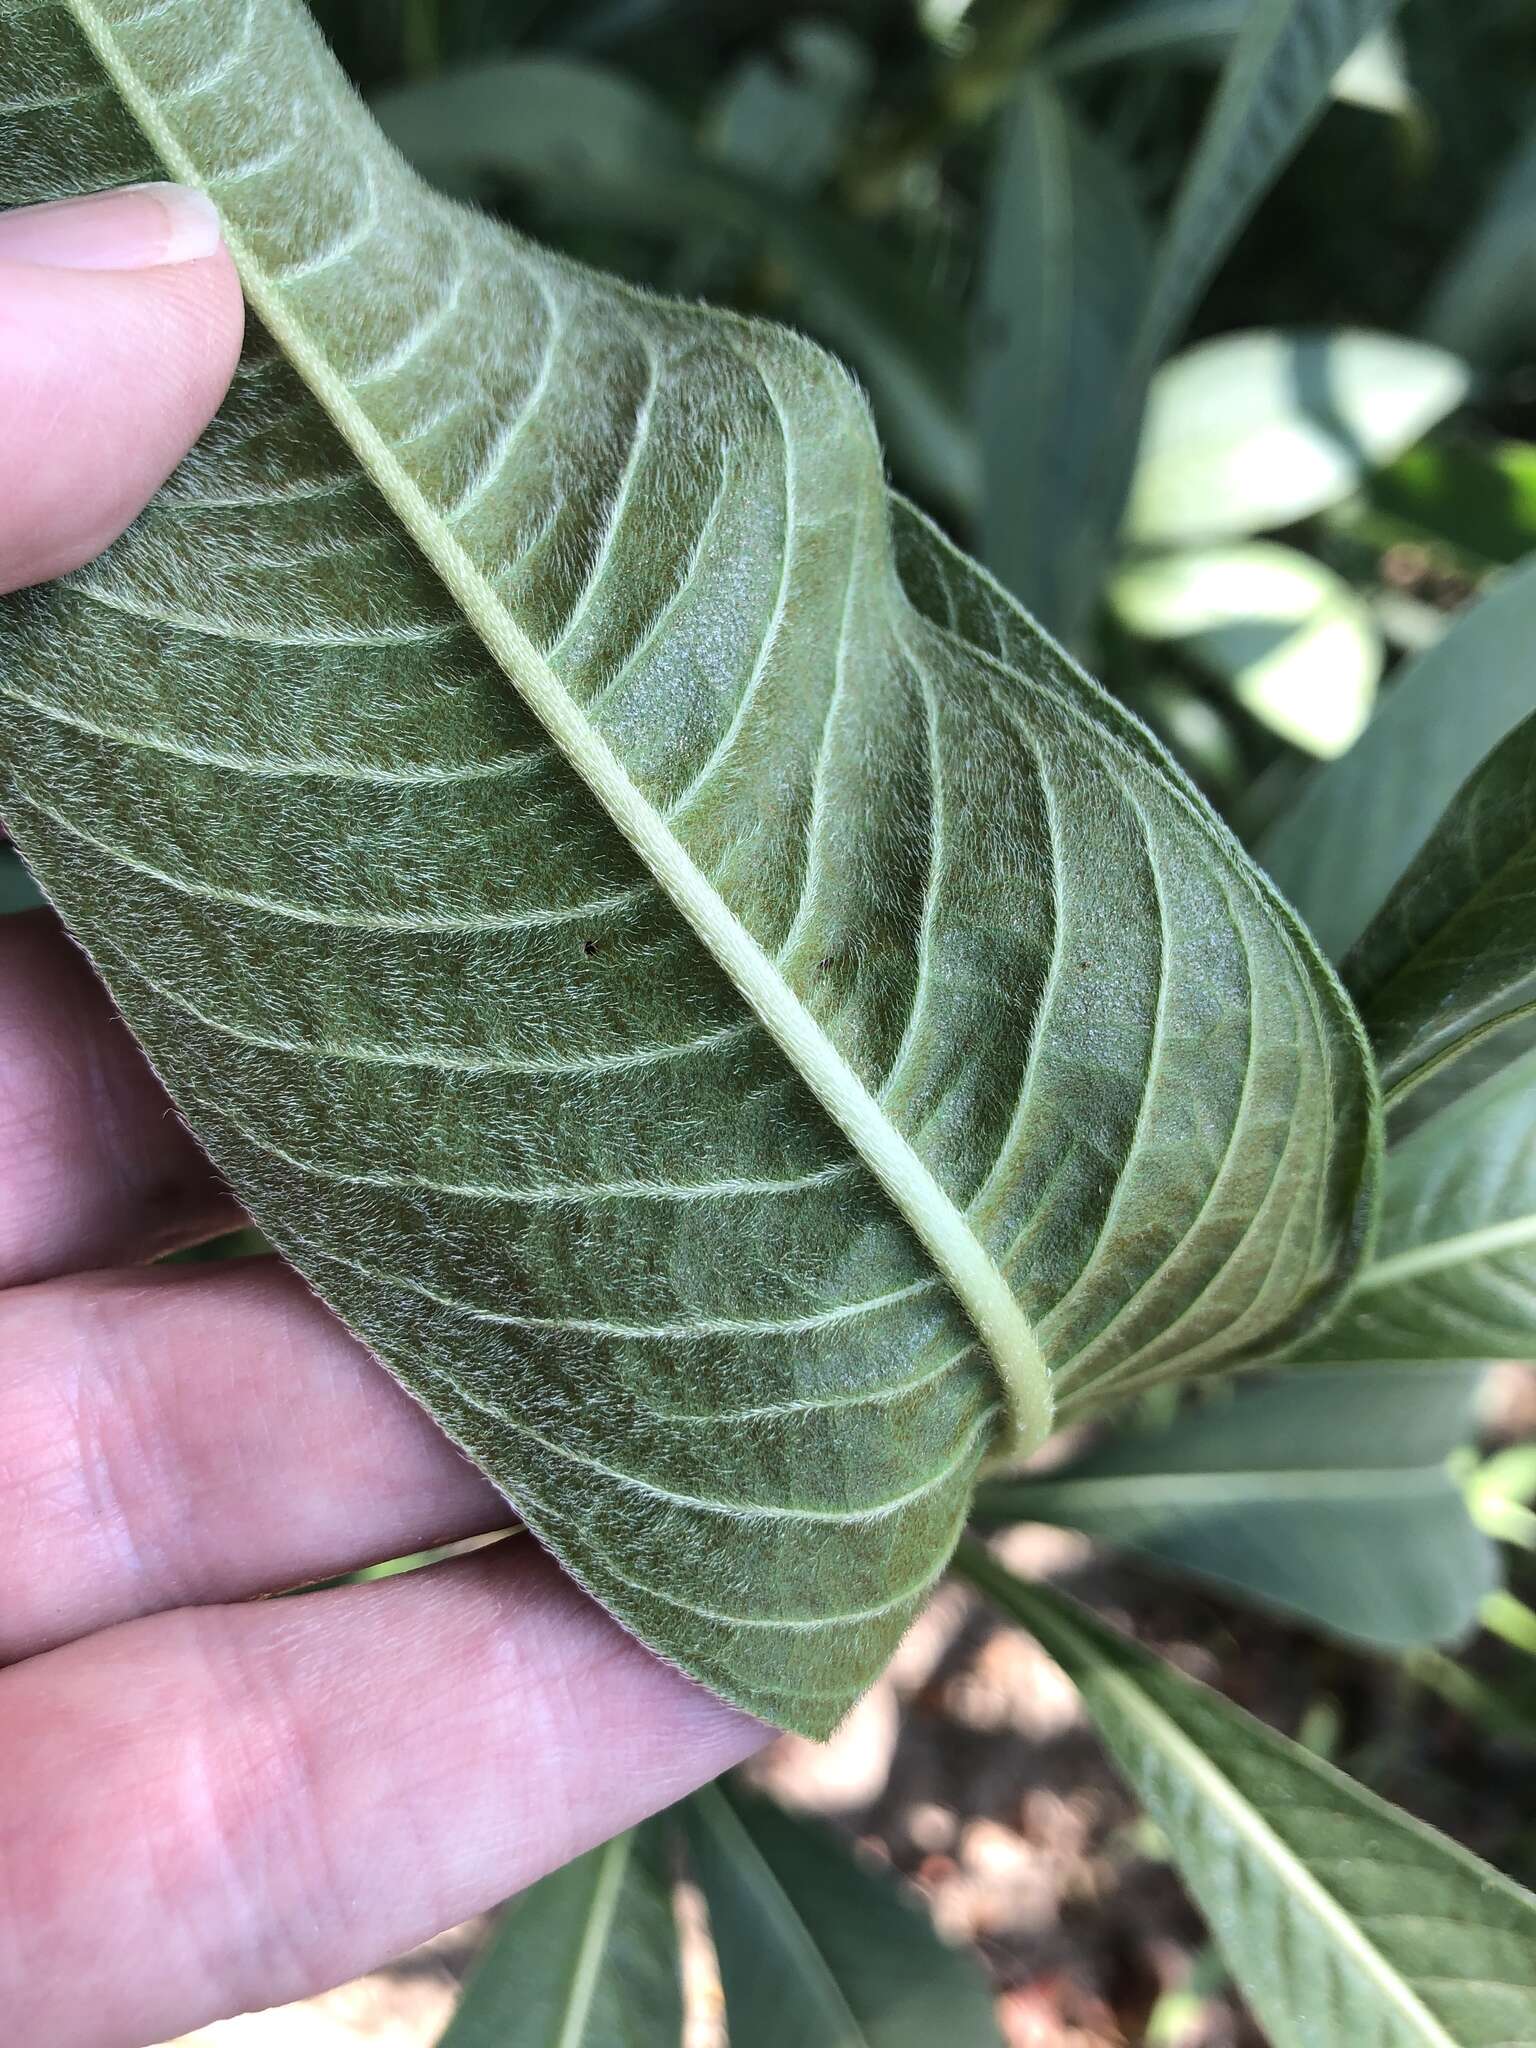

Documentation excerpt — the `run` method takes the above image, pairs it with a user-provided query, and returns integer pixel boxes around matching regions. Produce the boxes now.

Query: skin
[0,188,765,2048]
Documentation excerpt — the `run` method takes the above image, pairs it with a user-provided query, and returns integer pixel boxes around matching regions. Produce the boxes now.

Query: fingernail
[0,182,222,271]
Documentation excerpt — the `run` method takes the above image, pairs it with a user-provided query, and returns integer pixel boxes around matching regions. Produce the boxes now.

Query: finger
[0,183,244,591]
[0,1547,766,2048]
[0,1256,506,1661]
[0,911,243,1285]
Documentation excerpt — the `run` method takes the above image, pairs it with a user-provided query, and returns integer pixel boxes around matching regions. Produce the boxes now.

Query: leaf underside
[0,0,1373,1734]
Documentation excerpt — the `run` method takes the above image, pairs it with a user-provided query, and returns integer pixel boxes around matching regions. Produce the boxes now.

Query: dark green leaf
[1137,0,1403,361]
[0,0,1375,1734]
[973,70,1150,639]
[973,1366,1495,1648]
[683,1785,1001,2048]
[958,1549,1536,2048]
[1365,440,1536,572]
[0,845,42,915]
[1300,1046,1536,1365]
[1422,125,1536,371]
[1345,712,1536,1108]
[439,1826,681,2048]
[1258,555,1536,958]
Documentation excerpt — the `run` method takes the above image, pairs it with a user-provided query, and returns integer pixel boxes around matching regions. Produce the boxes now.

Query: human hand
[0,184,764,2048]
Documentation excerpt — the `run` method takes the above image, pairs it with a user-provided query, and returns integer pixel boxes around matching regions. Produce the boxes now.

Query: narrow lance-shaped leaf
[958,1545,1536,2048]
[1344,711,1536,1110]
[973,69,1150,641]
[1258,554,1536,959]
[0,0,1374,1735]
[438,1826,681,2048]
[1137,0,1402,364]
[1299,1045,1536,1366]
[682,1785,1001,2048]
[973,1365,1496,1649]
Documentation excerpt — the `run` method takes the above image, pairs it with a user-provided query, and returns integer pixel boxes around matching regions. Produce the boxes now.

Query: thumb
[0,182,244,595]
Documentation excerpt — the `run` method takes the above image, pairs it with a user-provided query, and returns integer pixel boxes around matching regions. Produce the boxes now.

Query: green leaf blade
[0,0,1376,1733]
[1258,555,1536,960]
[440,1827,681,2048]
[1344,712,1536,1108]
[1300,1047,1536,1365]
[974,1366,1496,1648]
[684,1786,1001,2048]
[960,1553,1536,2048]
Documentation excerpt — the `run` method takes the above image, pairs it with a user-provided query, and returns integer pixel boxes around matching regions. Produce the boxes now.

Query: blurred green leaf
[1111,541,1382,756]
[1137,0,1404,362]
[706,21,871,198]
[0,845,41,914]
[957,1550,1536,2048]
[1049,0,1412,115]
[974,1366,1495,1648]
[683,1785,1001,2048]
[1345,712,1536,1107]
[375,55,976,509]
[1126,329,1470,547]
[1422,124,1536,370]
[973,71,1150,638]
[438,1825,680,2048]
[1122,675,1246,797]
[1300,1045,1536,1365]
[1258,554,1536,957]
[1366,439,1536,571]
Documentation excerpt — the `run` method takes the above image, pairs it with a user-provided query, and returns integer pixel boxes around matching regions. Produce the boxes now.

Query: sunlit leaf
[959,1551,1536,2048]
[1258,555,1536,958]
[1111,542,1382,757]
[1365,439,1536,571]
[1125,330,1470,549]
[974,1365,1495,1647]
[683,1785,1001,2048]
[0,0,1374,1734]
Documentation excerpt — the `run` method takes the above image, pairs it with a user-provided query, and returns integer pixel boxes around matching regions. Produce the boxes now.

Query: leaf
[438,1826,681,2048]
[1365,439,1536,572]
[1343,712,1536,1108]
[0,0,1375,1735]
[1299,1045,1536,1366]
[1421,125,1536,371]
[706,21,871,200]
[973,1365,1496,1648]
[973,70,1151,640]
[1257,555,1536,959]
[376,56,978,514]
[1124,330,1470,549]
[958,1549,1536,2048]
[682,1785,1001,2048]
[1110,542,1382,758]
[1049,0,1414,117]
[1136,0,1404,362]
[0,845,42,915]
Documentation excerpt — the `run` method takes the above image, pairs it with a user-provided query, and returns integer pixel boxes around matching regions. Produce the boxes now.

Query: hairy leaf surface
[961,1552,1536,2048]
[438,1827,680,2048]
[973,1366,1495,1647]
[1302,1048,1536,1365]
[683,1786,1001,2048]
[0,0,1373,1733]
[1345,712,1536,1109]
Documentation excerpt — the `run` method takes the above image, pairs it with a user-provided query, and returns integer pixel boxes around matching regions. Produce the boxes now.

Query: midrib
[555,1837,630,2048]
[67,0,1053,1456]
